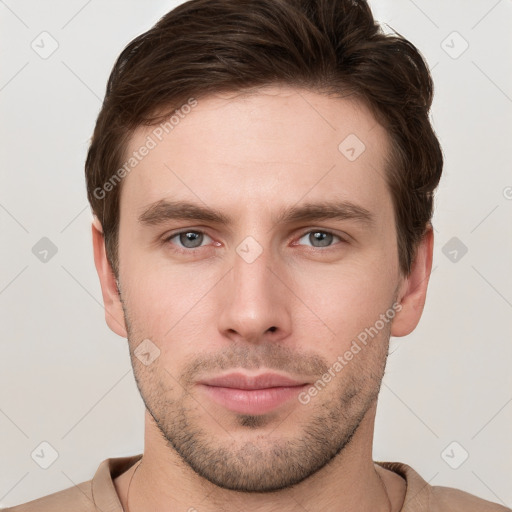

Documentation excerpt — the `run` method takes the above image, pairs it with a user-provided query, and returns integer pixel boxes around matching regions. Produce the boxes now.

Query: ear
[391,225,434,337]
[91,216,128,338]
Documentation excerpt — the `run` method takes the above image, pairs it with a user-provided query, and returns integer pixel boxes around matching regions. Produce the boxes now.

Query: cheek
[291,258,397,349]
[121,258,221,353]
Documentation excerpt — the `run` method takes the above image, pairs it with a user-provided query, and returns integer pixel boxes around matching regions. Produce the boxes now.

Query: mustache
[179,343,331,385]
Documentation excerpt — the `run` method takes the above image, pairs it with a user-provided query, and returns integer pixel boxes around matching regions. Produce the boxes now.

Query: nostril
[267,326,277,333]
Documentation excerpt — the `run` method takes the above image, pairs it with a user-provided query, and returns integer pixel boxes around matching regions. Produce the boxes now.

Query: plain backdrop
[1,0,511,508]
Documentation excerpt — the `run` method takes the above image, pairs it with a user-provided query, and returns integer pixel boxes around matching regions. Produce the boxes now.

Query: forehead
[119,85,393,222]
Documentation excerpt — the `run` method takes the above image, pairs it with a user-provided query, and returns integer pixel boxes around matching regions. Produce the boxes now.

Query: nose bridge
[233,238,273,297]
[217,237,291,341]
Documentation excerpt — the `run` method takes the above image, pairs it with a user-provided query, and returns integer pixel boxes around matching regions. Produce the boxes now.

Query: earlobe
[391,226,434,337]
[91,217,128,338]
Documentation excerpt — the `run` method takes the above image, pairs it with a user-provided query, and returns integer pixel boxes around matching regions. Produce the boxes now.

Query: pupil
[311,231,331,247]
[181,232,202,248]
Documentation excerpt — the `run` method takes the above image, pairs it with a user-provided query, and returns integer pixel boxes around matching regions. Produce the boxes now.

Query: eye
[165,230,213,250]
[296,230,345,248]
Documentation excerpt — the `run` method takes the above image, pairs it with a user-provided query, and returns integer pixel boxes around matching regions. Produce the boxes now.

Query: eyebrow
[138,199,375,228]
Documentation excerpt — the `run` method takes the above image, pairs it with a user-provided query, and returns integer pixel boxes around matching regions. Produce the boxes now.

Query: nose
[216,243,292,345]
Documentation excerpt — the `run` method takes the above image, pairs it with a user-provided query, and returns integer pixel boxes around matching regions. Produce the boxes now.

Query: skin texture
[93,85,433,511]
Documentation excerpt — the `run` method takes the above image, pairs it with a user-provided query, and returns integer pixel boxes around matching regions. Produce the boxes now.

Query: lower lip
[199,384,308,415]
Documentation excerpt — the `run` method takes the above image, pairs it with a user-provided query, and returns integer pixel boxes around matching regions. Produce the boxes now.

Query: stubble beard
[122,297,390,492]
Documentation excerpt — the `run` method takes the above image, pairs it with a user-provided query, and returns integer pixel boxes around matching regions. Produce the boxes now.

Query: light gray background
[1,0,511,508]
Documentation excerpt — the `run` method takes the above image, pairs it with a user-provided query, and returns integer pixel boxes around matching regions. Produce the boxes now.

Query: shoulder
[0,454,142,512]
[430,485,511,512]
[376,461,511,512]
[1,480,94,512]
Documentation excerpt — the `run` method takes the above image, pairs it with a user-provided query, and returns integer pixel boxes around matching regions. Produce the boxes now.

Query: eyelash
[162,229,347,253]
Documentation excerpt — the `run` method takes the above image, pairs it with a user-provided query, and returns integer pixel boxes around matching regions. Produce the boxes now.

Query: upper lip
[199,372,308,390]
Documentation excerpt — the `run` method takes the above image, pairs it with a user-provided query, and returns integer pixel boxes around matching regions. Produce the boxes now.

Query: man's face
[114,86,404,491]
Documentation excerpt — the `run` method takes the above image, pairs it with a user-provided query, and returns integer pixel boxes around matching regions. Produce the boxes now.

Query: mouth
[197,372,310,415]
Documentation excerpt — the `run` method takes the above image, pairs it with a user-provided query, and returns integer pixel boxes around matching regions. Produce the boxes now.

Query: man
[6,0,510,510]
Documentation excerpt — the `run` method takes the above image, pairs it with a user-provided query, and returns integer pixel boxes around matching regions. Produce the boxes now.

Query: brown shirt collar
[90,455,430,511]
[86,455,507,512]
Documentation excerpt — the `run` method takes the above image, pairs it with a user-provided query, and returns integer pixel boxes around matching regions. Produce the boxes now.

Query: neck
[116,407,404,512]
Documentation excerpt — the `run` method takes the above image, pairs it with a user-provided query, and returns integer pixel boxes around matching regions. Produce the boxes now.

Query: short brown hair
[85,0,443,278]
